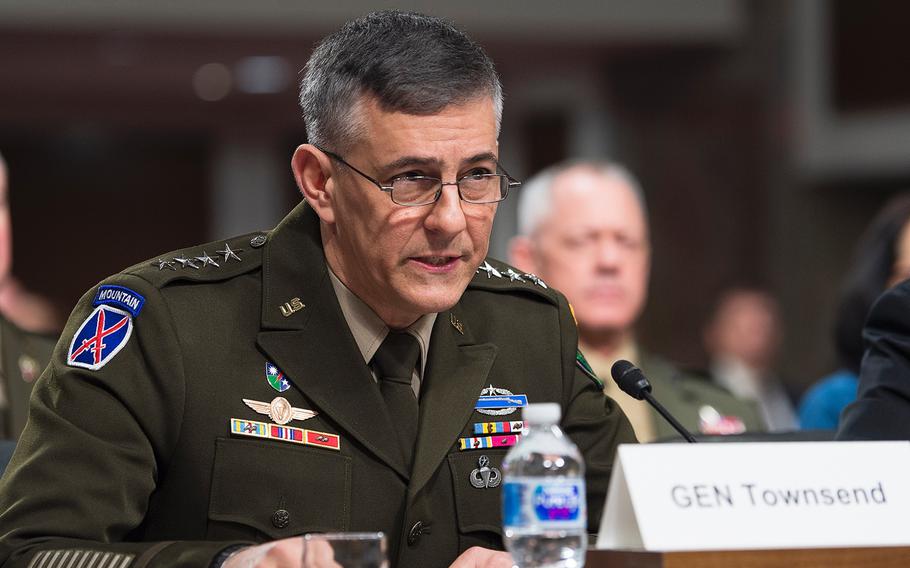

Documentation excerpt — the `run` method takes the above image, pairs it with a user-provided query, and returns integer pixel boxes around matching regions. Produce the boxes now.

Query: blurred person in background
[703,288,797,431]
[801,194,910,430]
[510,160,763,442]
[0,152,58,443]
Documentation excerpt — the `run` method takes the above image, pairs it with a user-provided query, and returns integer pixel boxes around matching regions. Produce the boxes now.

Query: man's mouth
[410,255,462,271]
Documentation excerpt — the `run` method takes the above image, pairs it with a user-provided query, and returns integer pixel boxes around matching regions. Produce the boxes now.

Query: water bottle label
[533,483,582,522]
[502,479,586,529]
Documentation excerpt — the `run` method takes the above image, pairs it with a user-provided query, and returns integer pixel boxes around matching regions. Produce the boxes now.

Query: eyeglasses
[316,146,521,207]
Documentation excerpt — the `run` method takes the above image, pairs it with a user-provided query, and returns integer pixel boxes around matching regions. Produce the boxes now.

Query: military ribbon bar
[473,420,527,435]
[458,434,521,451]
[230,418,340,451]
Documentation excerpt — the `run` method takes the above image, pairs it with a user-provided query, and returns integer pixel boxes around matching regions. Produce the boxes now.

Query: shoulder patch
[576,350,604,389]
[67,305,133,370]
[94,285,145,317]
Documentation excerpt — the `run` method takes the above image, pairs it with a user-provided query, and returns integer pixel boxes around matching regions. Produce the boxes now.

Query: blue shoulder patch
[67,306,133,370]
[94,285,145,317]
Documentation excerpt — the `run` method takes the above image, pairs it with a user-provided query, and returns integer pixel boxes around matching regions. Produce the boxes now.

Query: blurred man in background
[0,152,58,443]
[510,160,762,441]
[703,288,797,431]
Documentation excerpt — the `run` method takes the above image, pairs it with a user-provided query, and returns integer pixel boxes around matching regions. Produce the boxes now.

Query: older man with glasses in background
[0,11,634,568]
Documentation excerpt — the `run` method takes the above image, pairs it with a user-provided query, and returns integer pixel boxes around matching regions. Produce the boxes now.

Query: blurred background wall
[1,0,909,396]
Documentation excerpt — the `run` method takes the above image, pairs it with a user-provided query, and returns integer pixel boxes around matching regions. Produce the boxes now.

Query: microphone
[611,359,697,443]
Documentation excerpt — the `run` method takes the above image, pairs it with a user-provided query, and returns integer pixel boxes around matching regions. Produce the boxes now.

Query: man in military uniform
[0,152,58,445]
[509,160,763,441]
[0,12,634,568]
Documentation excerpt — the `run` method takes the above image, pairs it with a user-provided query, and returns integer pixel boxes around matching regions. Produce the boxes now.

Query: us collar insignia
[243,397,317,425]
[279,297,305,317]
[266,362,292,392]
[67,305,133,370]
[475,384,528,416]
[230,418,340,451]
[476,260,502,279]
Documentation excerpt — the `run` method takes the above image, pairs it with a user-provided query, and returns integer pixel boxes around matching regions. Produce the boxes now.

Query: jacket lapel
[256,202,409,479]
[409,303,497,498]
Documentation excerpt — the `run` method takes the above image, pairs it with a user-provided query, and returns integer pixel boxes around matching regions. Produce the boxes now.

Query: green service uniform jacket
[0,202,635,568]
[639,352,764,440]
[0,315,56,440]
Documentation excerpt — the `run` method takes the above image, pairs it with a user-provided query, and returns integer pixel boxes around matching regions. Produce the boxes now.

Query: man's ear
[291,144,336,224]
[508,235,540,274]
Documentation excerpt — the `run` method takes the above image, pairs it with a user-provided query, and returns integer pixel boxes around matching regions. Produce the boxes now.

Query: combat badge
[243,397,317,425]
[266,361,291,393]
[470,455,502,489]
[67,305,133,371]
[475,384,528,416]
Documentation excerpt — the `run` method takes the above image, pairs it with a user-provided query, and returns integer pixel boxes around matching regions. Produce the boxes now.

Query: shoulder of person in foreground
[0,231,267,568]
[838,280,910,441]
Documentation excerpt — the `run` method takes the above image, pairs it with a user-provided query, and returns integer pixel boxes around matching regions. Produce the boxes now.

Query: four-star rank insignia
[67,305,133,370]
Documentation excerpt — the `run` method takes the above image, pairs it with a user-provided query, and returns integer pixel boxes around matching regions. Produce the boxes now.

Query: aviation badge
[265,361,291,393]
[67,305,133,370]
[243,397,317,425]
[475,384,528,416]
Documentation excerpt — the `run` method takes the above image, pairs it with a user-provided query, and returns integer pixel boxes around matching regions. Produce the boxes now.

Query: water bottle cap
[523,402,561,425]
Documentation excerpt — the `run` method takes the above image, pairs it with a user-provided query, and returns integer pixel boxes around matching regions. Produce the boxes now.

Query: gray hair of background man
[299,10,504,152]
[516,160,648,237]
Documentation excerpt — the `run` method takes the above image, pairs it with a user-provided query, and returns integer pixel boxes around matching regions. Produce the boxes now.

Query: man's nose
[594,238,621,270]
[424,183,467,235]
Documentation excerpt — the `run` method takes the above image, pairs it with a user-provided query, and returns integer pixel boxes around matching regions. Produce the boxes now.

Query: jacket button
[250,234,268,248]
[271,509,290,529]
[407,521,423,546]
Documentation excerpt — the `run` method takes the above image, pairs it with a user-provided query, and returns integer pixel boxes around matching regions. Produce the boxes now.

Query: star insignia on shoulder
[523,273,548,289]
[153,258,177,271]
[194,251,220,268]
[503,268,526,282]
[173,256,200,269]
[216,243,243,263]
[476,260,502,278]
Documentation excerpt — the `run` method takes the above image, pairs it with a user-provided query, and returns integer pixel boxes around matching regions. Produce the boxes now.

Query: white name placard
[596,441,910,551]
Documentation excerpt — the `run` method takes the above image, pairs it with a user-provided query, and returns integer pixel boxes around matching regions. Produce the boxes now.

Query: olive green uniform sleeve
[0,273,249,568]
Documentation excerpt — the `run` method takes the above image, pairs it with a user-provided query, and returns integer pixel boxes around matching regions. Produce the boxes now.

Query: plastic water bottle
[501,403,587,568]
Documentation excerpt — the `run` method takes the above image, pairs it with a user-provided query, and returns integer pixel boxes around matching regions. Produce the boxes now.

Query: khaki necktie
[372,331,420,467]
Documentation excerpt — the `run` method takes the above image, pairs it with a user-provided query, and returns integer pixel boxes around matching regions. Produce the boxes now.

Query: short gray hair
[516,160,647,237]
[300,10,503,152]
